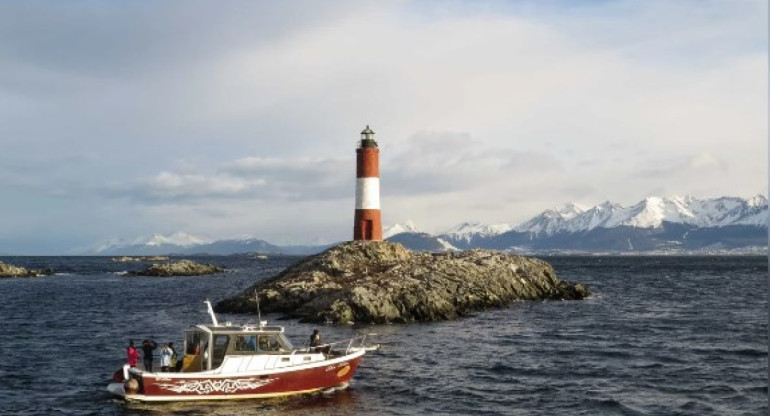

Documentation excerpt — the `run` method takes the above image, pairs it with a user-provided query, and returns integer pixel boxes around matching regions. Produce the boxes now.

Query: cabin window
[234,335,257,352]
[212,335,230,369]
[258,335,285,352]
[185,332,202,355]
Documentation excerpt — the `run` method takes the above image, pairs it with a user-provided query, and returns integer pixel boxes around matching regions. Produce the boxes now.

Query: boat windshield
[228,333,293,354]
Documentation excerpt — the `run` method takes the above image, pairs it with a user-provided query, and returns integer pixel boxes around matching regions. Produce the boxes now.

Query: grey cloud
[100,134,568,205]
[101,155,354,204]
[633,152,728,179]
[222,156,353,200]
[0,1,358,79]
[383,131,564,195]
[223,156,351,182]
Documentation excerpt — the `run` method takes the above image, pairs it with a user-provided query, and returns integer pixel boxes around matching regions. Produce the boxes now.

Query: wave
[690,346,768,357]
[582,397,648,416]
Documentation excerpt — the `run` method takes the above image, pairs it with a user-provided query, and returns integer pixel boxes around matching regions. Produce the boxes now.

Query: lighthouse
[353,125,383,241]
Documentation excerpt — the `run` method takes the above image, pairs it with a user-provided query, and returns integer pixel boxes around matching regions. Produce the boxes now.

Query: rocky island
[128,259,224,277]
[0,261,54,278]
[215,241,589,324]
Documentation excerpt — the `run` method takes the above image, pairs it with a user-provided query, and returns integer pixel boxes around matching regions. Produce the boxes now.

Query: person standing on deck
[126,340,139,368]
[310,329,321,351]
[142,339,157,372]
[168,342,178,371]
[159,343,172,372]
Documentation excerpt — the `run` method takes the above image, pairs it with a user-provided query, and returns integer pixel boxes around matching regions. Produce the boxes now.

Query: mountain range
[90,195,768,255]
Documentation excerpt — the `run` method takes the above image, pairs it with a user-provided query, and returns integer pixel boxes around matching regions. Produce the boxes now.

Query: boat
[107,301,377,402]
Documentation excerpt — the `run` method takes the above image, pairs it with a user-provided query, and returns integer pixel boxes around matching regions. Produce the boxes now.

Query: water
[0,255,766,415]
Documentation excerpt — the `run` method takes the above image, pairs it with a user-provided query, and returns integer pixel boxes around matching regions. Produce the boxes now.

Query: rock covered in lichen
[128,260,224,277]
[215,241,589,324]
[0,261,54,278]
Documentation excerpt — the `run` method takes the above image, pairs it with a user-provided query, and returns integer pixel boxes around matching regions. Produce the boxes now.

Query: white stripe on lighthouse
[355,178,380,210]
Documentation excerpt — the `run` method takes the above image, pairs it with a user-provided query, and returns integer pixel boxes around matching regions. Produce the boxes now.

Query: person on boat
[258,336,269,351]
[142,339,157,372]
[126,340,139,368]
[168,342,178,371]
[310,329,321,351]
[159,343,173,372]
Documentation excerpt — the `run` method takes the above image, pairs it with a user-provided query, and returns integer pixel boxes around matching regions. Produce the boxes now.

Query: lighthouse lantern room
[353,125,383,241]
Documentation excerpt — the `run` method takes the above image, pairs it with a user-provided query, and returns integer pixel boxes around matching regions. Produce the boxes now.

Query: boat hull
[108,354,363,402]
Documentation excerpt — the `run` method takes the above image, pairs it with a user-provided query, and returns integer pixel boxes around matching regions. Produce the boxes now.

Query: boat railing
[297,334,369,356]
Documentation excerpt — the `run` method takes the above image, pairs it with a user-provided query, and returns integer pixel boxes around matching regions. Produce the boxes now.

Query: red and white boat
[107,301,377,402]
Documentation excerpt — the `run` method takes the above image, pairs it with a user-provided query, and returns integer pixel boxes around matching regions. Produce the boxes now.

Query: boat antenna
[204,299,219,326]
[254,289,264,327]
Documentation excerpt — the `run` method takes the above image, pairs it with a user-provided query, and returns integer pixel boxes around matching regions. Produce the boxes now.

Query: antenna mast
[254,289,265,327]
[204,300,219,326]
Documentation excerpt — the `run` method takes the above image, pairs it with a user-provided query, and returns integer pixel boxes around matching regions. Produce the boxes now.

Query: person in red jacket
[126,340,139,367]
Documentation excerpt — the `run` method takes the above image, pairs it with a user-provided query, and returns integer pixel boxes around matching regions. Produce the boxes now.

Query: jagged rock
[215,241,589,324]
[128,260,224,277]
[0,261,54,278]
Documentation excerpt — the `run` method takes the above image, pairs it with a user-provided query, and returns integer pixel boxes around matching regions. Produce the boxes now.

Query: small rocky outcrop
[0,261,54,278]
[215,241,589,324]
[111,256,170,262]
[128,260,224,277]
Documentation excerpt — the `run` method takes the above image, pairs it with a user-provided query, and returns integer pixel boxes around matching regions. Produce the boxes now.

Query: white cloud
[145,171,255,199]
[687,152,725,170]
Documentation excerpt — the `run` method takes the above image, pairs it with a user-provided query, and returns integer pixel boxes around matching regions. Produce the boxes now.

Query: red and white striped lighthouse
[353,125,382,241]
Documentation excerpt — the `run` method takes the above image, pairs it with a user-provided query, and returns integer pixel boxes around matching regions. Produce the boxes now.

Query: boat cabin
[180,323,301,373]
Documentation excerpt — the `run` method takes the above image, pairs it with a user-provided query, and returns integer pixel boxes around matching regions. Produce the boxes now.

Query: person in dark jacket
[310,329,322,352]
[310,330,321,347]
[142,339,157,372]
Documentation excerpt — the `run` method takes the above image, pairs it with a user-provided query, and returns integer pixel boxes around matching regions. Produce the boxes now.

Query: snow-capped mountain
[142,232,210,247]
[433,195,767,253]
[384,221,458,251]
[92,232,211,254]
[87,195,767,255]
[514,195,768,235]
[89,232,319,256]
[514,203,587,235]
[386,232,458,252]
[383,221,421,239]
[442,221,514,244]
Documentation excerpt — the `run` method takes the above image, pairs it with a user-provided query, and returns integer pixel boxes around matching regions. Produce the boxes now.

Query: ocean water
[0,255,765,416]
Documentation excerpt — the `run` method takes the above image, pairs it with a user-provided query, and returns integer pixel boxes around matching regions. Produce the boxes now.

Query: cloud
[0,1,358,78]
[384,131,564,195]
[687,152,727,170]
[0,0,765,252]
[103,155,354,203]
[144,171,254,200]
[634,151,728,179]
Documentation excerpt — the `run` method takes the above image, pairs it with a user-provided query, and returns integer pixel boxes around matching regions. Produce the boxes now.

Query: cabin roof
[190,324,285,334]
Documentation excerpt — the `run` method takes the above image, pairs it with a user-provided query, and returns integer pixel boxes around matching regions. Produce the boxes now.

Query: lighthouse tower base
[354,209,382,241]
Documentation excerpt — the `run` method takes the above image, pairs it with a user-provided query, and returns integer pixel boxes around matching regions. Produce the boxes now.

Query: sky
[0,0,766,254]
